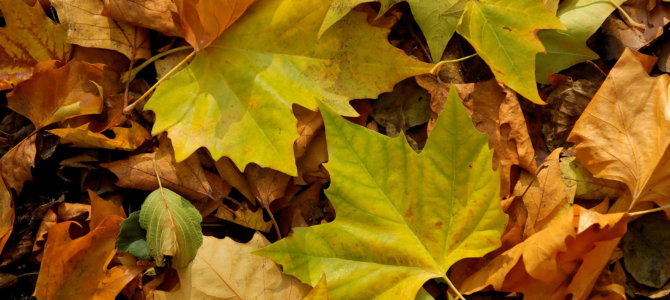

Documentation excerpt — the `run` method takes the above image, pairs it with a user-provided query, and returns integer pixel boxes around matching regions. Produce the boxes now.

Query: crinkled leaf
[257,88,506,299]
[456,0,565,103]
[536,0,626,83]
[175,0,256,50]
[49,120,150,151]
[139,188,203,268]
[145,0,431,175]
[116,211,151,261]
[321,0,468,60]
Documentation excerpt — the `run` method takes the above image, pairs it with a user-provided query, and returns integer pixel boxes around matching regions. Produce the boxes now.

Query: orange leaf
[0,134,37,193]
[461,206,628,300]
[0,0,71,90]
[0,178,13,255]
[7,61,118,129]
[88,190,126,230]
[34,216,142,300]
[568,49,670,209]
[175,0,256,50]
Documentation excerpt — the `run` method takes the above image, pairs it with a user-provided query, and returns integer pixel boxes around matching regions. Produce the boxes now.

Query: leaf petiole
[442,274,466,300]
[121,45,193,83]
[430,53,478,75]
[607,0,645,30]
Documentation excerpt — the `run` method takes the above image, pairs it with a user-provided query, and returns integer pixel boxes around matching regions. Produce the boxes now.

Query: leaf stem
[430,53,478,75]
[123,50,196,114]
[442,274,466,300]
[629,204,670,216]
[152,153,165,199]
[608,0,645,30]
[121,46,193,83]
[262,204,282,239]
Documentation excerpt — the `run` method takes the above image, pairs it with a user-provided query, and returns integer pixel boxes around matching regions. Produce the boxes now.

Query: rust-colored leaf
[103,0,182,37]
[175,0,257,50]
[34,216,142,300]
[0,134,37,193]
[246,164,291,207]
[0,179,13,255]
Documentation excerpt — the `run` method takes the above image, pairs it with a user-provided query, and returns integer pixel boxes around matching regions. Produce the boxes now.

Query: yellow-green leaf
[144,0,432,176]
[321,0,467,61]
[456,0,565,104]
[536,0,625,83]
[140,188,203,268]
[256,88,507,299]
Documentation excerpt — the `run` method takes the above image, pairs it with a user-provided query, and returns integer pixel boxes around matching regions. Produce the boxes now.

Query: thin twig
[630,204,670,217]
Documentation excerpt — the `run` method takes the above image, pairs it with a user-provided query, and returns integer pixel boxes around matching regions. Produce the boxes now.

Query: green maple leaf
[145,0,432,175]
[456,0,565,104]
[535,0,625,83]
[257,88,507,299]
[321,0,468,61]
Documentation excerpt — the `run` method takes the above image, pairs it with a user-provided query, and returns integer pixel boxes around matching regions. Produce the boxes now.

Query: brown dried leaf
[0,0,71,90]
[567,49,670,209]
[542,79,599,151]
[0,179,13,255]
[101,135,230,209]
[51,0,151,59]
[0,134,37,193]
[246,164,291,207]
[214,202,272,232]
[214,157,253,202]
[103,0,182,37]
[602,1,670,60]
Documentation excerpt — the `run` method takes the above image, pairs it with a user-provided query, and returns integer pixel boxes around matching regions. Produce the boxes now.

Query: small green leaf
[257,87,507,299]
[456,0,565,103]
[536,0,625,83]
[116,211,151,261]
[139,189,203,268]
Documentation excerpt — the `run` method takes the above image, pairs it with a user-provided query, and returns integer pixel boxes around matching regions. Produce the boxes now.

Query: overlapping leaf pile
[1,0,670,299]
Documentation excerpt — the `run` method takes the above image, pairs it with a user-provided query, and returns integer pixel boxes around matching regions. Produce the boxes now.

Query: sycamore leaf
[51,0,151,59]
[102,135,230,207]
[49,120,150,151]
[0,178,13,254]
[0,0,71,90]
[536,0,626,83]
[103,0,183,37]
[461,206,628,300]
[34,216,143,300]
[116,211,151,261]
[156,234,309,299]
[321,0,468,61]
[456,0,565,104]
[0,134,37,194]
[139,188,203,268]
[622,214,670,288]
[257,88,506,299]
[175,0,256,51]
[7,61,116,129]
[304,274,328,300]
[145,0,432,176]
[567,49,670,209]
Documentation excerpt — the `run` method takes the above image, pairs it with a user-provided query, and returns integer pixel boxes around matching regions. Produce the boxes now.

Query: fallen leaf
[560,156,625,200]
[0,179,13,254]
[542,79,600,151]
[49,120,150,151]
[140,188,202,267]
[0,134,37,193]
[145,0,432,175]
[258,88,506,298]
[371,78,431,139]
[102,135,230,206]
[461,206,629,300]
[246,164,291,208]
[214,201,272,232]
[456,0,565,104]
[512,149,574,238]
[295,128,329,185]
[0,0,71,90]
[156,233,309,299]
[622,213,670,288]
[103,0,182,37]
[51,0,151,59]
[535,0,626,83]
[33,202,92,252]
[7,61,116,130]
[88,190,125,229]
[602,1,670,60]
[322,0,468,60]
[214,157,254,202]
[116,211,150,260]
[567,49,670,208]
[175,0,256,50]
[304,274,328,300]
[34,216,142,300]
